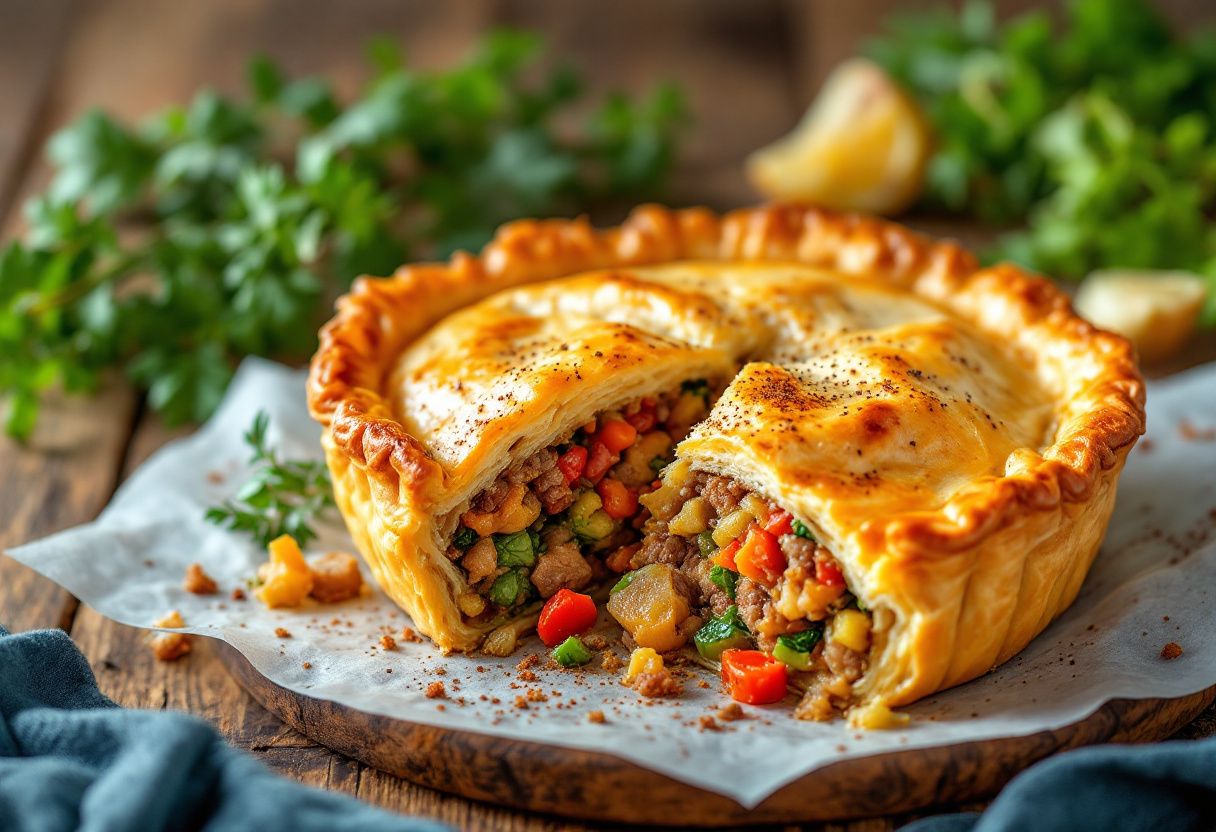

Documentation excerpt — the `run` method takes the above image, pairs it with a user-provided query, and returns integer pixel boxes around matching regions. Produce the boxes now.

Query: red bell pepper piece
[815,556,845,587]
[597,419,638,453]
[556,446,588,484]
[596,478,638,519]
[537,589,598,648]
[713,537,743,571]
[763,508,794,537]
[583,441,616,482]
[721,648,788,705]
[625,406,657,433]
[734,526,786,586]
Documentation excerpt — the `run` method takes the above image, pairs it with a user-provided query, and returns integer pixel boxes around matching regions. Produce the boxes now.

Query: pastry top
[311,203,1143,544]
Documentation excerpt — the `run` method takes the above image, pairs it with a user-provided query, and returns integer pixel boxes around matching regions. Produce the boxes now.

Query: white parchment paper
[9,358,1216,807]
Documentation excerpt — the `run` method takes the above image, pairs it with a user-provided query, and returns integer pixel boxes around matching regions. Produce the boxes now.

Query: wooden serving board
[217,644,1215,826]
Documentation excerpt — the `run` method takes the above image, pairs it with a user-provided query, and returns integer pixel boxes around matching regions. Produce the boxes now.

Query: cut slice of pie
[308,204,1145,720]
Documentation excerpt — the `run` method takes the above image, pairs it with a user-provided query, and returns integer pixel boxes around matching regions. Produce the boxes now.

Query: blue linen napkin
[0,624,447,832]
[902,733,1216,832]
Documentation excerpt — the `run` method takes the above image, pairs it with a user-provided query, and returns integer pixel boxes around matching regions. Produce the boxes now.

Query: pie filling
[626,463,871,720]
[446,376,871,720]
[446,379,715,616]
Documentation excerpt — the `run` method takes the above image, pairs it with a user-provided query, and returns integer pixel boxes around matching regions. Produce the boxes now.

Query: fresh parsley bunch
[0,32,686,440]
[866,0,1216,322]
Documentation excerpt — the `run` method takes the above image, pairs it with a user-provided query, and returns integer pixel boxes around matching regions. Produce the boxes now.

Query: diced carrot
[597,478,638,519]
[735,526,786,587]
[713,537,743,571]
[597,419,638,453]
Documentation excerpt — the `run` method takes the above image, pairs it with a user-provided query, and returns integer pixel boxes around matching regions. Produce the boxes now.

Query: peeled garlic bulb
[746,59,931,215]
[1074,270,1207,363]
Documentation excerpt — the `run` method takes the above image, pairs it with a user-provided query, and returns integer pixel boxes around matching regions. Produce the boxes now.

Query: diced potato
[712,509,754,548]
[1074,270,1207,363]
[849,702,910,730]
[461,484,541,537]
[482,624,519,657]
[457,592,486,617]
[624,647,664,683]
[829,609,871,653]
[740,493,769,520]
[614,430,674,486]
[638,459,690,521]
[666,393,708,436]
[747,58,931,215]
[257,535,315,609]
[668,497,713,537]
[775,579,845,621]
[606,563,692,652]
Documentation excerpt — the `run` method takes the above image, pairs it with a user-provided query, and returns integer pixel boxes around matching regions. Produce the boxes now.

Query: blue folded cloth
[0,624,446,832]
[903,732,1216,832]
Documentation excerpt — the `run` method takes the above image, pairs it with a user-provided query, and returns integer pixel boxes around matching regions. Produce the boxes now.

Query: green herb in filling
[488,568,531,608]
[569,490,614,542]
[552,635,594,667]
[791,519,815,540]
[693,604,752,661]
[649,455,670,474]
[709,564,737,600]
[611,571,635,593]
[773,625,824,671]
[494,530,536,568]
[680,378,710,400]
[696,531,718,558]
[452,526,478,550]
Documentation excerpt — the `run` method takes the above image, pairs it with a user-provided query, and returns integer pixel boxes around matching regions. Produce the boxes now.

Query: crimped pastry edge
[307,203,1146,672]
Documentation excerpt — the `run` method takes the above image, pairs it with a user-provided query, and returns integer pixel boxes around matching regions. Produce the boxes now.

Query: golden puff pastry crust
[308,204,1145,712]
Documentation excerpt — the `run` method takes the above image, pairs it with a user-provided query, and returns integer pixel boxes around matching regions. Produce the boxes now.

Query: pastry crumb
[601,651,624,672]
[513,695,529,710]
[151,632,191,661]
[401,627,421,643]
[275,627,292,639]
[425,681,447,699]
[380,634,397,651]
[717,703,745,722]
[1161,642,1184,660]
[308,552,363,603]
[633,670,683,698]
[182,563,218,595]
[302,662,312,670]
[231,587,246,601]
[698,715,721,731]
[154,609,185,629]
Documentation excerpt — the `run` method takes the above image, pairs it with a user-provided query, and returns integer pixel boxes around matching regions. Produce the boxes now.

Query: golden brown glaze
[308,204,1144,711]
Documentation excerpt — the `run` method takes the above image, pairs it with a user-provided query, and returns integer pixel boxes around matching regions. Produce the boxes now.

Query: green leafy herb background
[0,32,685,440]
[867,0,1216,321]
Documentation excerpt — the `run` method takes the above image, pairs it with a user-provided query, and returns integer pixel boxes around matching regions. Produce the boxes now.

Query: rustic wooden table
[2,2,1214,830]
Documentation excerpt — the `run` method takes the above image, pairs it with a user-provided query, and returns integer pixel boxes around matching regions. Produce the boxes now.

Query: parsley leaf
[205,411,335,547]
[867,0,1216,315]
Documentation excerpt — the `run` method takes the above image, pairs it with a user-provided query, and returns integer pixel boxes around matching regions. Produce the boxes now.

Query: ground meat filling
[446,380,715,617]
[628,466,873,720]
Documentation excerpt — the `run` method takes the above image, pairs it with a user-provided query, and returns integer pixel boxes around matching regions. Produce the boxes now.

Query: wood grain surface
[2,2,1215,830]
